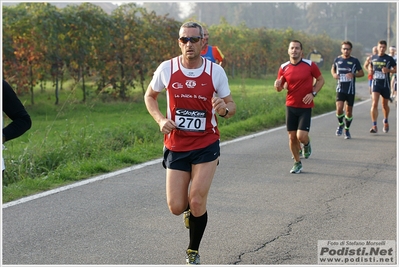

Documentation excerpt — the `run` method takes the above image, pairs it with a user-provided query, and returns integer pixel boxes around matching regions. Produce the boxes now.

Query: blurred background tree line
[2,2,396,104]
[144,2,396,51]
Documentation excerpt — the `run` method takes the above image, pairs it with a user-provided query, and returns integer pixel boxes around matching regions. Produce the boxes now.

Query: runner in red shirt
[274,40,325,174]
[364,46,378,96]
[144,21,236,265]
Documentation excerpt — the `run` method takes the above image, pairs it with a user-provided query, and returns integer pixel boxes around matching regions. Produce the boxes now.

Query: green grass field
[2,72,367,202]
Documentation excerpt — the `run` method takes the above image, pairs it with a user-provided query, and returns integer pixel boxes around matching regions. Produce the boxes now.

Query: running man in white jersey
[144,21,236,265]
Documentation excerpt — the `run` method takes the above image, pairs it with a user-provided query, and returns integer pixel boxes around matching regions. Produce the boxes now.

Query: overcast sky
[111,1,194,19]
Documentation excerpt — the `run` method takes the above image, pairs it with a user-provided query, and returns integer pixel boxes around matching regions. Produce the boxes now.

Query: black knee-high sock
[337,113,344,126]
[188,211,208,251]
[345,115,353,129]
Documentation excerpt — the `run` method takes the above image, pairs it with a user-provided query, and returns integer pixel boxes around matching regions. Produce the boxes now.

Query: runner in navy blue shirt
[368,40,397,133]
[331,41,364,139]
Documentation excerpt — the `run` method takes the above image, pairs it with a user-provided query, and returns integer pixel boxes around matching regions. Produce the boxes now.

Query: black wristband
[220,108,229,117]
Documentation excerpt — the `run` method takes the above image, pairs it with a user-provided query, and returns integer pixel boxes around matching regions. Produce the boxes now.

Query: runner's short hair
[341,41,353,49]
[290,40,303,50]
[181,22,204,38]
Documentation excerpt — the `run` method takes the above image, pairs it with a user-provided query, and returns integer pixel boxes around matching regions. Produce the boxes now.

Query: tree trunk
[81,65,86,102]
[29,66,35,105]
[55,75,59,105]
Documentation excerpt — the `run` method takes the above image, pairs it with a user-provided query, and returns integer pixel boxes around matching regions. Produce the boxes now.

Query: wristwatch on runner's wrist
[220,108,229,117]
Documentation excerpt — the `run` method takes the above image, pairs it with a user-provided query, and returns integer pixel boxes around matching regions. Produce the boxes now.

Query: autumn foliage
[3,3,349,104]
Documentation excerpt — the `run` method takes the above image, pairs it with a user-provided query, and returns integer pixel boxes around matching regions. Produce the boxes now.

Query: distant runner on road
[274,40,325,174]
[368,40,396,134]
[331,40,364,139]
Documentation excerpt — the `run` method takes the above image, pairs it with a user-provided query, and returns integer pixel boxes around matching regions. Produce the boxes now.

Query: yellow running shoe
[186,249,200,265]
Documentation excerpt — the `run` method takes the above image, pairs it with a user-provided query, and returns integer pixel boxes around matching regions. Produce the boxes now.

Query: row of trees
[3,2,181,104]
[3,2,353,104]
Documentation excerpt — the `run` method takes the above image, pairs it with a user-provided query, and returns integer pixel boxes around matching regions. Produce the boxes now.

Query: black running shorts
[336,92,355,107]
[286,106,312,132]
[162,140,220,171]
[372,85,391,100]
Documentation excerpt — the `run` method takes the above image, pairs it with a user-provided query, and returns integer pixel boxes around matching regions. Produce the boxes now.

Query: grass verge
[2,72,367,202]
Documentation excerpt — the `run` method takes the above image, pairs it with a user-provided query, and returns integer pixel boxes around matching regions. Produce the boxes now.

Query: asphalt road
[2,82,397,265]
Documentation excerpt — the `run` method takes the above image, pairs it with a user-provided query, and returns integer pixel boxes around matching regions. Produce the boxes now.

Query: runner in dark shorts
[369,40,397,134]
[331,41,364,139]
[274,40,325,174]
[144,21,237,264]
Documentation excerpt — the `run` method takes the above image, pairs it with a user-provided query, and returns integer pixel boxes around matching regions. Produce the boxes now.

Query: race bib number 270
[175,108,206,132]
